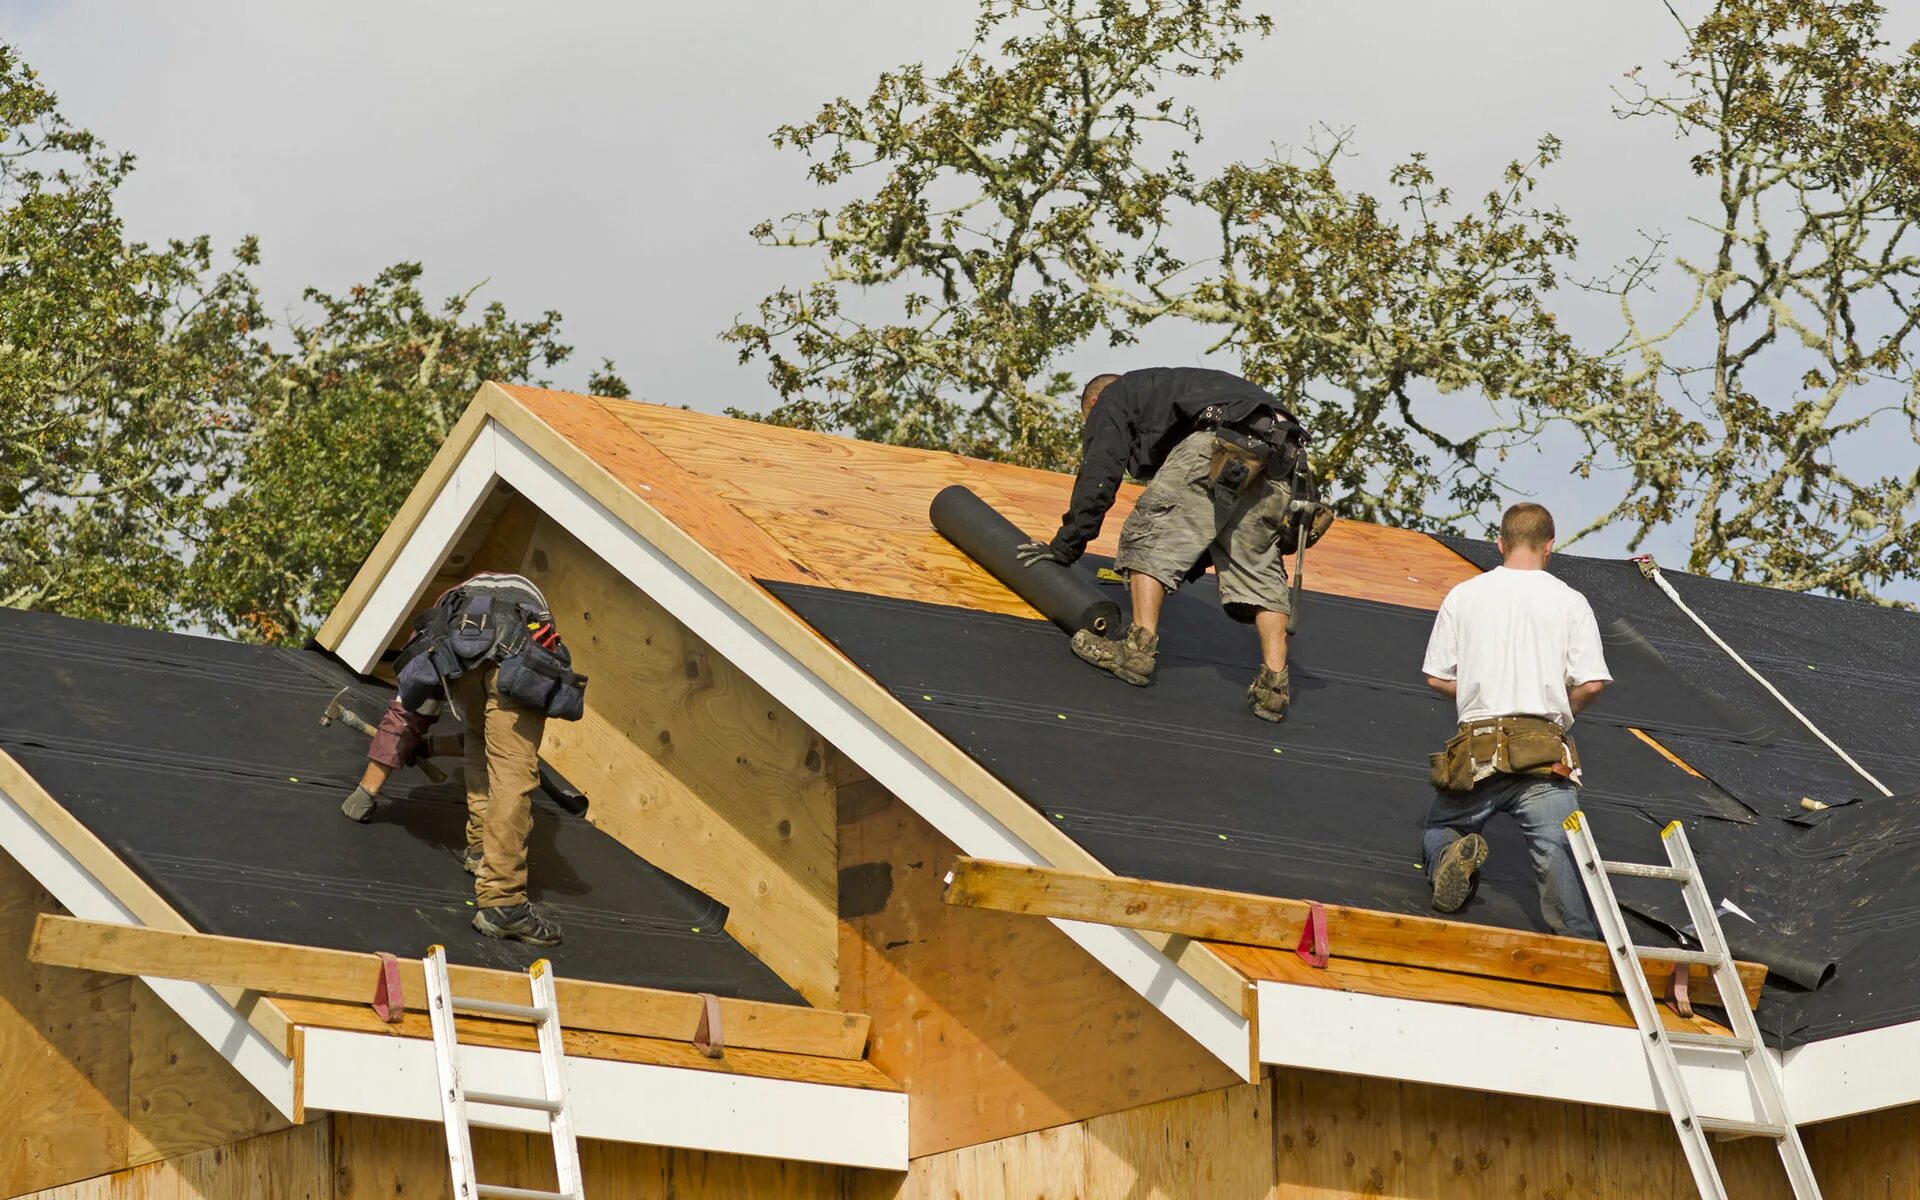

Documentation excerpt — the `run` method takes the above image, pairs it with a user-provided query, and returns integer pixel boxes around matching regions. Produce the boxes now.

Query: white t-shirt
[1422,566,1612,730]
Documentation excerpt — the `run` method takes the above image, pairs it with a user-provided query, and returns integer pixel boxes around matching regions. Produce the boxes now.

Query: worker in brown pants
[340,572,586,946]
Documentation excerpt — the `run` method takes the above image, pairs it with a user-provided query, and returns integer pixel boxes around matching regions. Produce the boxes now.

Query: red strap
[693,993,724,1058]
[372,952,405,1023]
[1295,902,1330,969]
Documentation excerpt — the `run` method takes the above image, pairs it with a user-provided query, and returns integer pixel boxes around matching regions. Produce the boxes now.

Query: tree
[192,265,609,643]
[1591,0,1920,599]
[730,0,1631,535]
[725,0,1271,470]
[0,46,265,625]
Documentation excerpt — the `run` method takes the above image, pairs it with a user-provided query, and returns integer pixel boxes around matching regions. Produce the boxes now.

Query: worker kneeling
[1419,504,1607,938]
[339,572,587,946]
[1018,368,1330,722]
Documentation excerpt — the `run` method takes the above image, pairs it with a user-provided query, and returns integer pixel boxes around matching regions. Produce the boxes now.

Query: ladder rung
[463,1088,562,1114]
[1665,1030,1757,1053]
[1697,1114,1787,1140]
[477,1186,578,1200]
[452,997,550,1022]
[1601,860,1690,881]
[1629,945,1722,968]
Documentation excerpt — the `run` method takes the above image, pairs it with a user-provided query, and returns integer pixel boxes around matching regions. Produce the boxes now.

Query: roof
[311,381,1920,1126]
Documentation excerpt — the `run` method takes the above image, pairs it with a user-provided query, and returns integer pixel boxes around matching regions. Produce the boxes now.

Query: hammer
[321,689,450,783]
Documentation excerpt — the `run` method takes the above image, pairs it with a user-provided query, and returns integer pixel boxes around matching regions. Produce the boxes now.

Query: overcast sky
[14,0,1920,571]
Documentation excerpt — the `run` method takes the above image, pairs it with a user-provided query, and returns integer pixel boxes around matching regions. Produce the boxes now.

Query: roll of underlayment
[930,485,1121,637]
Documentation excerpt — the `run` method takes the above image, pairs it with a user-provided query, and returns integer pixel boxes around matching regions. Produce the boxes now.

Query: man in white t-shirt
[1419,503,1611,938]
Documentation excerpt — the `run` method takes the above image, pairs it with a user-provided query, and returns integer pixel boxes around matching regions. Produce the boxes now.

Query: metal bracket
[693,992,725,1058]
[372,951,405,1023]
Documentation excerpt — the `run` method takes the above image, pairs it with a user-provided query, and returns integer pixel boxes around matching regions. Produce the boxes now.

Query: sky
[13,0,1920,579]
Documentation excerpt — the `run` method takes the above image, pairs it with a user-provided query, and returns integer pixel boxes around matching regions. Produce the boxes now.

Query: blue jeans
[1421,775,1598,939]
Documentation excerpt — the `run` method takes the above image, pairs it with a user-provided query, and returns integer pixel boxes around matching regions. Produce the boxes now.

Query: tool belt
[1199,404,1306,503]
[1429,715,1581,793]
[394,588,588,722]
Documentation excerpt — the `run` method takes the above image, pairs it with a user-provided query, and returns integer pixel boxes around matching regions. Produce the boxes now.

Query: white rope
[1633,556,1893,798]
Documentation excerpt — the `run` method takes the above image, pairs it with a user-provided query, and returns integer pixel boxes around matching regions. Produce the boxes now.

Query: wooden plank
[1208,943,1737,1036]
[275,996,900,1092]
[886,1122,1088,1200]
[29,915,870,1060]
[944,858,1768,1009]
[839,780,1237,1157]
[1632,727,1709,779]
[125,981,289,1168]
[522,514,842,1007]
[489,387,1253,1020]
[0,852,132,1197]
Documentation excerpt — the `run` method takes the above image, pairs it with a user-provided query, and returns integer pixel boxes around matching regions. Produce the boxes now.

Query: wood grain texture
[31,915,866,1060]
[0,853,132,1197]
[1210,943,1737,1036]
[12,1121,334,1200]
[522,515,843,1008]
[331,1112,862,1200]
[839,779,1238,1157]
[943,858,1766,1009]
[1270,1066,1794,1199]
[277,996,900,1091]
[125,981,289,1168]
[1082,1081,1275,1199]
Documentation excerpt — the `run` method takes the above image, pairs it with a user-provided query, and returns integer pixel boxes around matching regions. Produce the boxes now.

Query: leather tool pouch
[1430,717,1578,793]
[1206,434,1268,500]
[495,636,589,721]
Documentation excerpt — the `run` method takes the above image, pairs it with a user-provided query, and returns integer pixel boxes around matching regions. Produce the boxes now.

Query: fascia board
[329,413,1253,1080]
[298,1025,908,1170]
[0,780,297,1121]
[1255,980,1771,1123]
[1781,1020,1920,1124]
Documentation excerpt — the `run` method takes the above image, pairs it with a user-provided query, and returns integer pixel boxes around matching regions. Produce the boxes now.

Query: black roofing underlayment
[769,546,1920,1048]
[0,606,801,1005]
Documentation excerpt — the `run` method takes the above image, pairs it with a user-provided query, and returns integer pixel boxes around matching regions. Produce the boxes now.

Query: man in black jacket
[1017,367,1317,721]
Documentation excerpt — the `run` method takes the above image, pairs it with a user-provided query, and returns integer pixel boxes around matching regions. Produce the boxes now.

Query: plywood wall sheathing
[330,1114,859,1200]
[0,854,292,1198]
[14,1121,333,1200]
[839,778,1238,1157]
[523,516,841,1007]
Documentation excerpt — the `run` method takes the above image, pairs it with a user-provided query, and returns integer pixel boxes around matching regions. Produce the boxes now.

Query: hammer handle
[340,707,451,783]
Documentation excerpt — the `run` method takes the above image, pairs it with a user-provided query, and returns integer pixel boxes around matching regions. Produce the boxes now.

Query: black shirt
[1045,367,1285,562]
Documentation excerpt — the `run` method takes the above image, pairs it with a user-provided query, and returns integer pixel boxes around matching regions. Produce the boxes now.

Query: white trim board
[300,1025,908,1170]
[328,418,1254,1079]
[1255,981,1772,1124]
[0,781,299,1121]
[1781,1019,1920,1125]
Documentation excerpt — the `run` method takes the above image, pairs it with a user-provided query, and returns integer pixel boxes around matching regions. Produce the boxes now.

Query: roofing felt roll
[930,484,1120,637]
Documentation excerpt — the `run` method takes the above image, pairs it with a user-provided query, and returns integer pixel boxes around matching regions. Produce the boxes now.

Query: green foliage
[726,0,1270,470]
[1595,0,1920,600]
[731,0,1630,534]
[192,266,575,642]
[0,47,266,625]
[0,43,624,640]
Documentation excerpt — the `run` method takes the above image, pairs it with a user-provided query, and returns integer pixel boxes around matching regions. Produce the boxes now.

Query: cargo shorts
[1115,430,1292,620]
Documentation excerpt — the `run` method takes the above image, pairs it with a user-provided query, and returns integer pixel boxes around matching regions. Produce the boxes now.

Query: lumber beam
[30,915,869,1060]
[942,858,1766,1010]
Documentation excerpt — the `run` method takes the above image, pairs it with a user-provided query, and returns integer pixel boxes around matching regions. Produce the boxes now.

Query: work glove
[1015,541,1067,568]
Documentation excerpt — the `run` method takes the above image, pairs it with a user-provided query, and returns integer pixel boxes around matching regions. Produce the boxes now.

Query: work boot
[472,903,564,946]
[340,785,377,824]
[1071,625,1159,686]
[1248,667,1290,722]
[1431,833,1489,914]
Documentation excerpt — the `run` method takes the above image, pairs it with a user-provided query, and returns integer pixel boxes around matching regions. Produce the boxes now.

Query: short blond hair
[1499,503,1555,550]
[1080,373,1122,417]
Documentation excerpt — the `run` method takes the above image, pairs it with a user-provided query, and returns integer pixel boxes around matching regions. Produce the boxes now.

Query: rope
[1632,556,1893,798]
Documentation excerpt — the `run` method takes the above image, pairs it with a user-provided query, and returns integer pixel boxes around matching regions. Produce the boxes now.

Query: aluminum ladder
[423,946,584,1200]
[1564,812,1820,1200]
